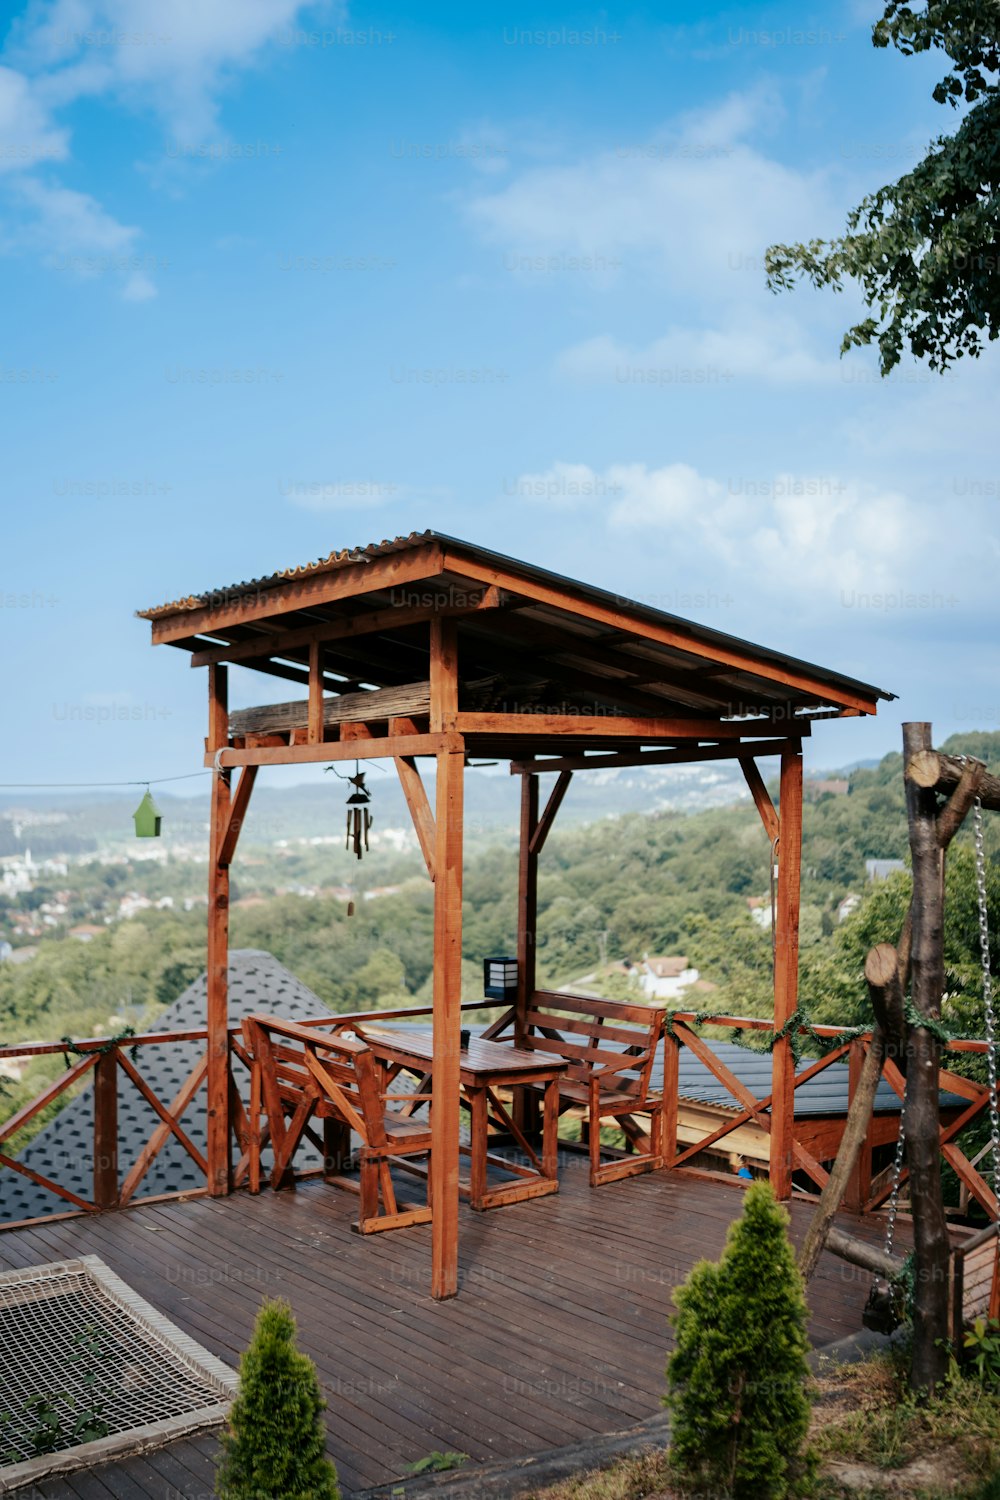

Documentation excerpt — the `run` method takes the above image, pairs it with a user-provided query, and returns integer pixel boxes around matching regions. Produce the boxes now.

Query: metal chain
[971,794,1000,1205]
[878,1114,907,1287]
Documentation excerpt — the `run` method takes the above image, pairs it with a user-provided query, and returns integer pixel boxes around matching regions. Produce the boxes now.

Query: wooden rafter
[188,587,503,669]
[441,547,881,714]
[511,736,803,776]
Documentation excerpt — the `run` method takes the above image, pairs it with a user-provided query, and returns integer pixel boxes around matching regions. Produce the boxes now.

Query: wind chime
[336,763,373,860]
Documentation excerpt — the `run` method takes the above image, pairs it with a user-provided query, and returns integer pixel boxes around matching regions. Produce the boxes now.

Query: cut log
[229,681,431,738]
[825,1225,903,1282]
[907,750,1000,813]
[865,945,907,1069]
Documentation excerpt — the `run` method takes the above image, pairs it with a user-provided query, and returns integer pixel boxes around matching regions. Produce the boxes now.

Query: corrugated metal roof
[136,530,436,620]
[136,530,894,706]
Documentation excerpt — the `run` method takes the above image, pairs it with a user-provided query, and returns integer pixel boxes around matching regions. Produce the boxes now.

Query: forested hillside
[3,733,999,1062]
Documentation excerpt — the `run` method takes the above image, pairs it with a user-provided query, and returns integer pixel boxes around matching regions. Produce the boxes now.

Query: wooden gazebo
[138,529,892,1297]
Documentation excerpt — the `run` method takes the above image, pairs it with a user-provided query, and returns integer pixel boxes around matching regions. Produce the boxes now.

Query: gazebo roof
[137,530,893,738]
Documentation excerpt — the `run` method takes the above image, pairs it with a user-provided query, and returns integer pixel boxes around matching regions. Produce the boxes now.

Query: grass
[527,1357,1000,1500]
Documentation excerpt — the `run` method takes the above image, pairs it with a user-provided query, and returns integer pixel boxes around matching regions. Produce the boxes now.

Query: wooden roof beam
[150,541,447,645]
[458,712,810,741]
[187,585,503,669]
[509,735,804,775]
[461,612,731,711]
[442,548,880,715]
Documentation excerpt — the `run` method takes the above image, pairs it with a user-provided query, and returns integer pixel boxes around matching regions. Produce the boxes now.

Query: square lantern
[132,789,163,838]
[483,956,518,1000]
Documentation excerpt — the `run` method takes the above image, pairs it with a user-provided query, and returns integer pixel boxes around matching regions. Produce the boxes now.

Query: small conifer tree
[665,1182,812,1499]
[217,1297,340,1500]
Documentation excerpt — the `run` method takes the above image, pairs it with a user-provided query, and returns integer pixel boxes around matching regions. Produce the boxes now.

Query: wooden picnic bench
[242,1013,433,1234]
[490,991,666,1187]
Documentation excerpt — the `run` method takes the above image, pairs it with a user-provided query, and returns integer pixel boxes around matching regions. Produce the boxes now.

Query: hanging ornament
[326,759,382,861]
[132,787,162,838]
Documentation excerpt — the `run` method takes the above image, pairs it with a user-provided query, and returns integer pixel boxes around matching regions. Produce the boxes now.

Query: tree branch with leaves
[766,2,1000,373]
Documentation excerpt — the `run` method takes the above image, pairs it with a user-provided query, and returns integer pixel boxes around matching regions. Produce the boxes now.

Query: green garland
[664,1006,869,1066]
[666,998,986,1067]
[60,1027,139,1067]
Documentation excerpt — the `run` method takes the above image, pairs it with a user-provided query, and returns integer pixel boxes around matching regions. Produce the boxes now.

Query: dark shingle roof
[2,951,331,1224]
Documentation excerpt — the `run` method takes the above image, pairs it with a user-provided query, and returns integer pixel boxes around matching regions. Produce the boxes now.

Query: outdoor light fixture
[132,788,162,838]
[483,956,518,1000]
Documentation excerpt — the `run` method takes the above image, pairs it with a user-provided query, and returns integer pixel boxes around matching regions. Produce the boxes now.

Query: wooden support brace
[395,756,436,880]
[740,755,780,843]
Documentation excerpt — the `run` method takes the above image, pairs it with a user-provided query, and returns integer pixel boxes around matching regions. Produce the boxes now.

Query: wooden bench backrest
[243,1013,387,1147]
[524,992,663,1102]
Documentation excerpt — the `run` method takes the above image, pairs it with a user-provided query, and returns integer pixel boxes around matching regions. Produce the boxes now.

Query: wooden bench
[491,991,666,1187]
[242,1014,432,1234]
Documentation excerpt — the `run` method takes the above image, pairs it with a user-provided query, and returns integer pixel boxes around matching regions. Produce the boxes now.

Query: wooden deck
[0,1165,906,1498]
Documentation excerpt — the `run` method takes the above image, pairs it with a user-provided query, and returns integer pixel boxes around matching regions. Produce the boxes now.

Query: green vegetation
[665,1182,813,1499]
[216,1298,340,1500]
[811,1351,1000,1496]
[3,732,999,1129]
[767,1,1000,374]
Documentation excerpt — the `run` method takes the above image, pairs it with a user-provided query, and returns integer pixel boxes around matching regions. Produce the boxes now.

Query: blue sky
[2,0,997,789]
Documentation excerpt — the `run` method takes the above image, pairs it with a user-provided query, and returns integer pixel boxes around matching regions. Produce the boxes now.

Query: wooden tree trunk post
[207,664,232,1197]
[93,1049,118,1210]
[771,744,803,1199]
[903,721,952,1395]
[430,617,464,1300]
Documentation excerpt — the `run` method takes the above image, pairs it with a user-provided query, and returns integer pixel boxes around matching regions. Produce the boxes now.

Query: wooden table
[359,1030,568,1210]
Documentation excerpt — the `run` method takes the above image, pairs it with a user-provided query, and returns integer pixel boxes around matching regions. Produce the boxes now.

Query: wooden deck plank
[0,1166,913,1496]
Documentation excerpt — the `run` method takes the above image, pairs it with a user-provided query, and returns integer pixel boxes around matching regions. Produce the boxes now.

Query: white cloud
[122,267,156,299]
[16,175,135,251]
[0,64,69,172]
[13,0,341,142]
[0,0,337,294]
[465,85,836,297]
[556,314,839,386]
[505,458,930,600]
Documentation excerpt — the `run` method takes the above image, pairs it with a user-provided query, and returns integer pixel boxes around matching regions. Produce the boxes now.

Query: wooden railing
[1,1005,996,1248]
[0,1000,509,1229]
[664,1012,999,1222]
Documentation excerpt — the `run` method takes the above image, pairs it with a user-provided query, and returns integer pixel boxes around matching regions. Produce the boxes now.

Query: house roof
[665,1040,967,1118]
[2,951,332,1225]
[136,530,893,732]
[644,956,689,978]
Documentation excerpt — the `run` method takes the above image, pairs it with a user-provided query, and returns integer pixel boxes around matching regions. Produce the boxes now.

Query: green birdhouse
[133,789,162,838]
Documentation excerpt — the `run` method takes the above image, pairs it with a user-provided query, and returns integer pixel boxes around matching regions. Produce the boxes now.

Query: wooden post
[429,615,463,1298]
[771,744,803,1199]
[308,642,324,744]
[662,1033,679,1167]
[93,1050,118,1209]
[516,774,539,1049]
[431,745,464,1299]
[903,721,951,1395]
[207,664,232,1197]
[844,1036,876,1214]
